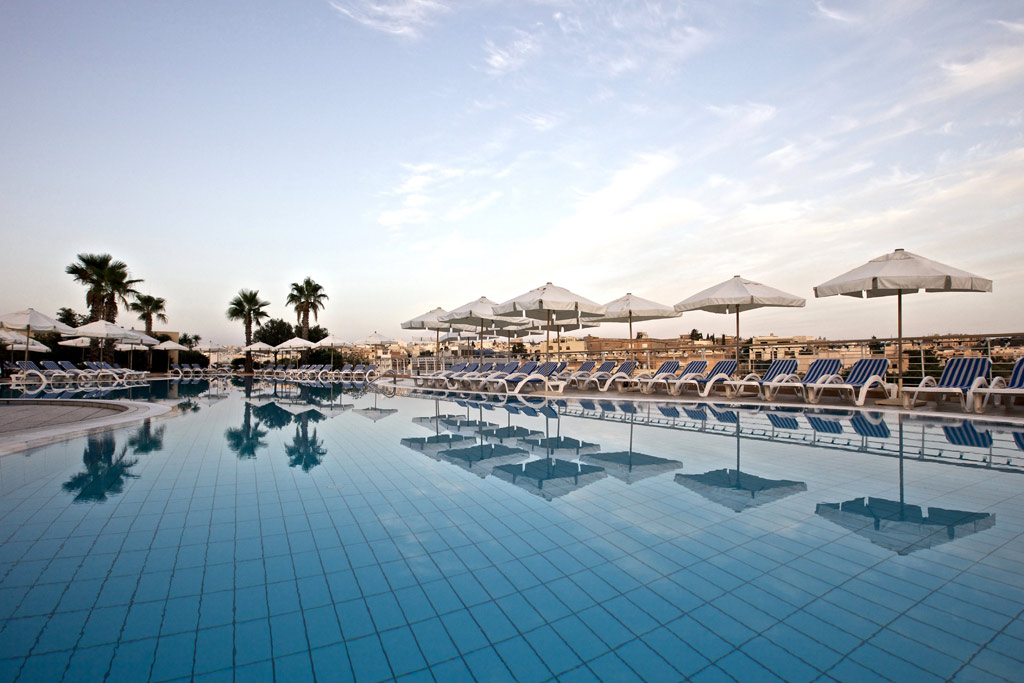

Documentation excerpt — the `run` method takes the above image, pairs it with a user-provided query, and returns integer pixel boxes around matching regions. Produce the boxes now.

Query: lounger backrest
[41,361,63,372]
[554,362,567,373]
[448,362,467,373]
[936,357,991,389]
[535,362,557,376]
[943,423,993,448]
[766,412,800,430]
[616,361,637,376]
[653,360,680,375]
[679,360,705,376]
[1005,357,1024,389]
[802,359,843,384]
[806,416,843,434]
[850,413,890,439]
[18,360,43,372]
[709,407,737,424]
[462,363,480,373]
[366,365,376,371]
[707,360,737,378]
[478,362,494,373]
[576,361,595,374]
[60,361,81,372]
[846,358,889,386]
[353,365,364,372]
[340,365,352,372]
[517,361,539,375]
[761,359,799,382]
[683,407,706,421]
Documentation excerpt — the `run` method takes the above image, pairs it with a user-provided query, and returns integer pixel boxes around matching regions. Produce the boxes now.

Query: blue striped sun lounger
[973,357,1024,413]
[850,413,891,439]
[725,359,799,398]
[637,360,705,395]
[763,358,843,402]
[803,358,894,406]
[671,360,738,397]
[942,422,993,448]
[906,356,992,412]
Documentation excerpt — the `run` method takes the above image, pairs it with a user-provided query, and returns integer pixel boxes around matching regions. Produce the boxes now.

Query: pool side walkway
[0,399,172,457]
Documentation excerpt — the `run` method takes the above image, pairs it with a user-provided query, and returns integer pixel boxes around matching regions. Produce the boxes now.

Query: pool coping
[0,399,174,457]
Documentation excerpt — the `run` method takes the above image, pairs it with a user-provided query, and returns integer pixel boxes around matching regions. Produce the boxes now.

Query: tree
[226,289,270,374]
[56,307,89,328]
[689,328,702,341]
[254,318,294,347]
[66,253,141,361]
[129,294,167,336]
[179,333,200,350]
[297,324,328,344]
[286,277,329,341]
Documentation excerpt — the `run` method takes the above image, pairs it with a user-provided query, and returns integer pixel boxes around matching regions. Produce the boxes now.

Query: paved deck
[0,400,172,456]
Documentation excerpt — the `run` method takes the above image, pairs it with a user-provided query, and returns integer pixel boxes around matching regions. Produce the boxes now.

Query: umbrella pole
[546,311,552,365]
[629,312,634,363]
[435,330,439,373]
[735,310,740,369]
[897,290,903,396]
[24,325,30,363]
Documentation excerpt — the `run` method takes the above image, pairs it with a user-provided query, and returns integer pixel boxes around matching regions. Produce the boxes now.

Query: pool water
[0,379,1022,681]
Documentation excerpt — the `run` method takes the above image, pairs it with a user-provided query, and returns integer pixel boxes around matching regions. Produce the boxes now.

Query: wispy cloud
[328,0,450,38]
[517,111,563,132]
[482,28,542,76]
[813,1,859,24]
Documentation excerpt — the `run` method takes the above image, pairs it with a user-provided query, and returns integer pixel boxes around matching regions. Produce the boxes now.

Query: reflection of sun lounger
[766,412,800,431]
[942,422,992,448]
[806,414,843,435]
[850,413,890,439]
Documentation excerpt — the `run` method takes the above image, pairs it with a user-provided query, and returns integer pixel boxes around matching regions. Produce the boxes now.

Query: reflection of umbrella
[400,434,476,453]
[518,436,600,457]
[494,282,606,362]
[675,412,806,511]
[439,418,499,435]
[492,458,607,501]
[600,293,681,360]
[814,249,992,393]
[412,415,462,431]
[676,469,807,512]
[580,408,681,483]
[436,444,531,478]
[479,426,543,445]
[355,407,398,422]
[0,308,75,361]
[674,276,805,364]
[815,498,995,555]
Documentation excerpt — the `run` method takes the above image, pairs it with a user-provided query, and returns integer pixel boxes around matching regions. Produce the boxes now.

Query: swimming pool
[0,379,1021,681]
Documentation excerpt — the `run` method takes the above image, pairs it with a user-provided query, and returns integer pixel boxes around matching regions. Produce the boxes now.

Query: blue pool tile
[366,592,407,631]
[428,656,477,682]
[234,659,274,681]
[761,622,844,671]
[643,626,710,677]
[421,579,463,615]
[346,635,393,682]
[194,624,234,675]
[546,576,597,612]
[587,651,643,682]
[150,632,195,681]
[666,615,733,662]
[270,611,309,657]
[266,580,300,616]
[311,642,354,682]
[410,618,459,666]
[64,644,116,681]
[325,569,362,602]
[275,651,314,680]
[392,585,435,624]
[849,643,943,682]
[79,605,129,647]
[440,609,489,654]
[198,590,234,629]
[19,650,71,682]
[35,609,90,653]
[161,595,200,635]
[740,636,821,682]
[235,618,272,666]
[335,599,376,640]
[202,563,234,593]
[379,626,428,677]
[577,605,634,649]
[234,585,269,622]
[107,637,158,683]
[494,635,552,682]
[354,565,391,596]
[464,646,515,682]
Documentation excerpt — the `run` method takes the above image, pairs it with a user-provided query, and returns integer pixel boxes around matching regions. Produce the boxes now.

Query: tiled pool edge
[0,400,174,457]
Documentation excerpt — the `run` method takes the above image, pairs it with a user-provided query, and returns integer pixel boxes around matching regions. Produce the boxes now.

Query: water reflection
[285,413,327,472]
[225,403,269,459]
[62,432,139,502]
[816,414,996,554]
[492,458,607,501]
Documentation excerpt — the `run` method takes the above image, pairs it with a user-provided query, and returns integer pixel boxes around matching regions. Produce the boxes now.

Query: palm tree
[66,253,142,360]
[179,333,200,350]
[286,277,329,341]
[227,289,270,374]
[129,295,168,336]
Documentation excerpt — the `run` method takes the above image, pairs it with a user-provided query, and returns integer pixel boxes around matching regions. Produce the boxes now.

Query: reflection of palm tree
[252,403,293,430]
[285,414,327,472]
[62,433,139,502]
[225,404,269,459]
[128,420,165,454]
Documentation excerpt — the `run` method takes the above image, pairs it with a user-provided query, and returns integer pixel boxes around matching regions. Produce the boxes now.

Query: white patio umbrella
[315,335,353,367]
[814,248,992,394]
[242,341,274,353]
[402,307,476,371]
[155,340,188,351]
[0,308,75,361]
[276,337,315,364]
[441,297,522,361]
[68,320,136,365]
[493,283,606,362]
[0,329,50,354]
[601,293,681,360]
[674,275,806,365]
[58,337,93,348]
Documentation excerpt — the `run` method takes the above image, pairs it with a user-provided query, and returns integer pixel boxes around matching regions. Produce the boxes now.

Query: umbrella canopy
[400,434,475,452]
[0,330,50,353]
[315,335,352,349]
[601,293,680,356]
[70,320,136,340]
[241,341,272,353]
[491,458,607,501]
[196,342,227,352]
[115,342,150,351]
[155,340,188,351]
[276,337,316,351]
[357,332,396,346]
[355,407,398,422]
[441,297,523,360]
[674,275,805,364]
[0,308,75,361]
[436,444,531,479]
[494,283,606,361]
[0,308,76,334]
[402,307,476,370]
[814,249,992,394]
[127,330,160,346]
[58,337,93,348]
[581,452,682,484]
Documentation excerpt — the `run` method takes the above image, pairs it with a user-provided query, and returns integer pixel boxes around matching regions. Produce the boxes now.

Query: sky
[2,0,1022,346]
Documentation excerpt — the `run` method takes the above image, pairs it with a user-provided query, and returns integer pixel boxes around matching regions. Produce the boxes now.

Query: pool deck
[0,399,172,457]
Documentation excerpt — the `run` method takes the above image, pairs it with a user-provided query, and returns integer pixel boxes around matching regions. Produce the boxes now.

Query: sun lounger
[905,356,991,412]
[724,359,799,398]
[59,360,109,383]
[499,362,561,394]
[446,362,497,388]
[414,362,465,387]
[464,361,520,390]
[803,358,894,406]
[481,362,537,391]
[761,358,842,401]
[581,361,637,393]
[973,358,1024,413]
[556,361,594,381]
[358,364,378,382]
[14,360,63,384]
[636,360,705,395]
[670,360,738,397]
[564,361,614,390]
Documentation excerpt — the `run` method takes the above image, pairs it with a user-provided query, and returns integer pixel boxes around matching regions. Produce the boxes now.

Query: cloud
[814,1,859,23]
[327,0,450,38]
[706,102,777,128]
[517,111,563,132]
[482,28,542,76]
[443,191,502,221]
